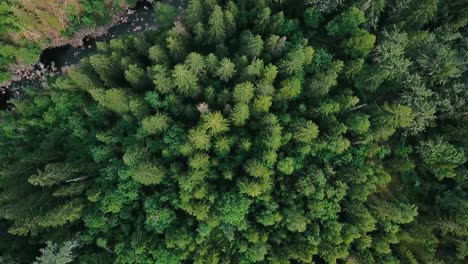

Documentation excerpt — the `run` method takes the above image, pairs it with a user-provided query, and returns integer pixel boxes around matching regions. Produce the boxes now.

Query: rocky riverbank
[0,0,156,89]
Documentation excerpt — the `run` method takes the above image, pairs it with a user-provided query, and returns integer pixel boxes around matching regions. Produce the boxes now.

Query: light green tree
[208,5,226,43]
[202,111,229,136]
[142,113,170,135]
[216,58,236,82]
[34,240,79,264]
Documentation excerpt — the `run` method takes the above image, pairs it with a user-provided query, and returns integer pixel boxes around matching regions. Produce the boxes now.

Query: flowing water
[0,0,185,109]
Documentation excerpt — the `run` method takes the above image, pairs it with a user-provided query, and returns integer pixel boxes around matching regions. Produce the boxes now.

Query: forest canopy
[0,0,467,263]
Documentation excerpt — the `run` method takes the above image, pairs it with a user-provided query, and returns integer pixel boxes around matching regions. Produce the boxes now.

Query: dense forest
[0,0,467,263]
[0,0,138,83]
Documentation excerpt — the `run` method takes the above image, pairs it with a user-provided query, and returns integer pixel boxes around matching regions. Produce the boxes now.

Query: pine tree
[38,199,84,228]
[252,96,272,114]
[305,60,343,98]
[214,136,232,156]
[373,103,413,141]
[279,46,314,75]
[28,163,78,187]
[277,157,295,175]
[148,45,169,65]
[215,58,236,82]
[277,78,302,100]
[89,54,122,87]
[131,162,166,185]
[34,240,79,264]
[231,103,250,126]
[188,153,210,171]
[152,65,175,94]
[142,113,170,135]
[217,192,252,226]
[265,35,287,58]
[185,0,204,27]
[173,64,200,96]
[417,137,466,180]
[254,7,271,33]
[294,120,319,144]
[166,34,187,61]
[201,111,229,136]
[240,31,264,58]
[125,64,149,89]
[67,69,96,91]
[244,159,272,179]
[188,128,211,150]
[233,82,254,104]
[208,5,226,44]
[341,29,376,58]
[89,88,131,113]
[224,9,236,37]
[193,22,207,44]
[185,52,206,76]
[326,7,365,37]
[154,2,178,30]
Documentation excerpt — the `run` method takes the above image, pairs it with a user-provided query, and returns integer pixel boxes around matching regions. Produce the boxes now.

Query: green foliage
[294,120,319,143]
[0,2,18,33]
[240,31,264,58]
[34,240,79,264]
[154,2,178,30]
[144,198,176,234]
[0,0,466,263]
[0,1,139,82]
[142,113,170,135]
[28,163,78,187]
[233,82,254,104]
[277,157,295,175]
[417,137,466,180]
[304,7,323,30]
[216,58,236,82]
[218,193,252,226]
[90,88,130,113]
[201,111,229,136]
[173,64,200,96]
[342,29,376,58]
[326,7,365,37]
[208,5,226,43]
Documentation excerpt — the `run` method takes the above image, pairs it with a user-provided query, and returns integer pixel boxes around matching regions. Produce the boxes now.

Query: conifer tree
[173,64,200,96]
[28,163,78,187]
[185,0,204,27]
[142,113,170,135]
[34,240,79,264]
[215,58,236,82]
[152,65,175,94]
[208,5,226,44]
[240,31,264,58]
[201,111,229,136]
[0,0,466,262]
[131,162,166,185]
[231,103,250,126]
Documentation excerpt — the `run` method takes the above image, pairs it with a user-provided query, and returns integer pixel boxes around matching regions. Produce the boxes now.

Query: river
[0,0,184,110]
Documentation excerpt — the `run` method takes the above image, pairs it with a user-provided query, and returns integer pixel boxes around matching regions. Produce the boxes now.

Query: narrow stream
[0,0,185,109]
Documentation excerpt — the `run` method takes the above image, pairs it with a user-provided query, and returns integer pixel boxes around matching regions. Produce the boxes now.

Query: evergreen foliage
[0,0,466,263]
